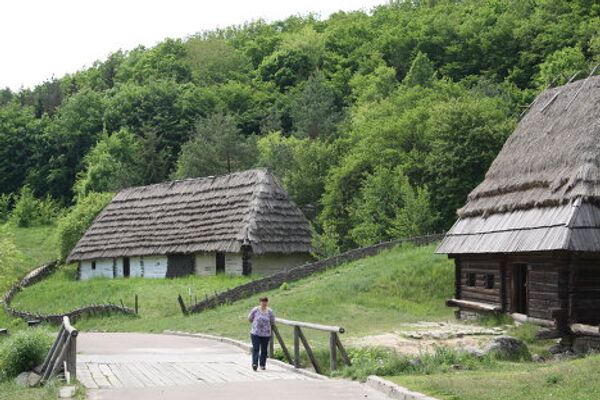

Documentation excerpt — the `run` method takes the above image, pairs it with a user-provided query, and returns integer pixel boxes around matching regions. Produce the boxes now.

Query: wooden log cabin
[437,75,600,333]
[67,169,313,280]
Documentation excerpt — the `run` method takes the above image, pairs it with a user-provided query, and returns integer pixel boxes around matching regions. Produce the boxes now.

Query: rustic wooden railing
[38,316,78,384]
[270,317,351,374]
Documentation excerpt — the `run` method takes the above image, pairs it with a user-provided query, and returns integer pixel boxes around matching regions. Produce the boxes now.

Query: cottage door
[512,264,528,314]
[123,257,130,278]
[166,254,195,278]
[216,252,225,274]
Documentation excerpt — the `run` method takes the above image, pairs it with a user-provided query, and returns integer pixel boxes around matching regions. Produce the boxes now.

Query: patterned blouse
[248,307,275,337]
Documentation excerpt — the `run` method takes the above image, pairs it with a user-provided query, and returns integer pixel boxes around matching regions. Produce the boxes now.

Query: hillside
[10,243,454,338]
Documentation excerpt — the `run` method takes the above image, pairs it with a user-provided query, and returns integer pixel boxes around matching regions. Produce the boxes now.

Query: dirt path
[78,332,390,400]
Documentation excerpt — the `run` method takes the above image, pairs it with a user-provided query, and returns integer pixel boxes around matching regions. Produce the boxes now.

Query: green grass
[0,224,59,333]
[389,355,600,400]
[24,243,453,339]
[11,264,252,331]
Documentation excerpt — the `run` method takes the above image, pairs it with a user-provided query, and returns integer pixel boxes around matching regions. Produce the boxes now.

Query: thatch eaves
[438,75,600,254]
[67,169,312,262]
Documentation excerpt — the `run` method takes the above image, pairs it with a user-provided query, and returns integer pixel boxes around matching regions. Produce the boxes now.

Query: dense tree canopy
[2,0,600,252]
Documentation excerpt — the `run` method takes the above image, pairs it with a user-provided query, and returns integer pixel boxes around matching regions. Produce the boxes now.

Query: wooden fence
[39,316,78,384]
[270,317,351,374]
[183,233,445,315]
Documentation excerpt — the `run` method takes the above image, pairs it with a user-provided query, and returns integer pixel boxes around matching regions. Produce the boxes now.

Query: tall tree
[174,113,257,178]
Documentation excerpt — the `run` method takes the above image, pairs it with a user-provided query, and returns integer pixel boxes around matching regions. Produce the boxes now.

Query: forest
[1,0,599,254]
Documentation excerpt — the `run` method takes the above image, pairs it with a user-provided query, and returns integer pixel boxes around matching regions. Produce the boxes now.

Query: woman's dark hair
[259,297,269,302]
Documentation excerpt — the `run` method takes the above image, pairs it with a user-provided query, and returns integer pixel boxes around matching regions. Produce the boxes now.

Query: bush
[335,346,495,381]
[0,329,53,380]
[56,192,114,261]
[8,186,60,227]
[0,193,13,222]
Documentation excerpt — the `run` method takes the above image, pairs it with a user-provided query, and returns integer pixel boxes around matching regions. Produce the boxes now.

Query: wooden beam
[446,298,501,312]
[333,333,351,367]
[570,323,600,336]
[271,325,292,364]
[297,327,321,374]
[510,313,555,328]
[275,317,344,333]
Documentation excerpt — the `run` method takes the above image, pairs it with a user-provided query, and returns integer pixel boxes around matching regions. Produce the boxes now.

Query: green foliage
[174,113,257,178]
[56,192,114,261]
[3,0,600,252]
[0,329,53,380]
[9,186,60,227]
[0,193,13,222]
[0,227,25,287]
[74,129,143,197]
[402,51,436,87]
[290,71,341,139]
[337,346,495,381]
[256,131,334,211]
[535,46,589,88]
[185,38,251,85]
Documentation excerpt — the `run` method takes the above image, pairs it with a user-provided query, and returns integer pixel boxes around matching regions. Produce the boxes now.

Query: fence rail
[39,316,78,384]
[270,317,351,374]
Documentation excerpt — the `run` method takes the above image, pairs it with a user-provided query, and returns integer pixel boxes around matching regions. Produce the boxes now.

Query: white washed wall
[195,253,216,276]
[251,253,313,276]
[143,256,168,278]
[225,253,243,275]
[130,256,144,277]
[80,258,122,280]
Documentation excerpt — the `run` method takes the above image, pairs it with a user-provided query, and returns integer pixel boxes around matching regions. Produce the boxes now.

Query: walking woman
[248,296,275,371]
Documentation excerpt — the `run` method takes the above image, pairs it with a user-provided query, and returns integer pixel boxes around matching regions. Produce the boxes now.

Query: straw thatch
[438,75,600,254]
[67,169,312,262]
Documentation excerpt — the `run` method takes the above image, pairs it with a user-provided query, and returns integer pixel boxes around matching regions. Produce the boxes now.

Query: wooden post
[334,333,351,366]
[329,332,337,371]
[297,327,321,374]
[177,294,187,315]
[272,324,292,363]
[134,294,139,314]
[269,333,274,358]
[66,331,77,381]
[293,326,300,368]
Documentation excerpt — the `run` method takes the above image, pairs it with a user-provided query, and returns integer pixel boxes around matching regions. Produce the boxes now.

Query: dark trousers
[251,334,270,367]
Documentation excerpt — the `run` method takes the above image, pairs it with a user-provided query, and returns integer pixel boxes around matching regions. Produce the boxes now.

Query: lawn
[11,243,454,340]
[390,355,600,400]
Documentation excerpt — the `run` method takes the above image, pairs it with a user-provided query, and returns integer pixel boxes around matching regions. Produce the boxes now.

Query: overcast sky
[0,0,388,91]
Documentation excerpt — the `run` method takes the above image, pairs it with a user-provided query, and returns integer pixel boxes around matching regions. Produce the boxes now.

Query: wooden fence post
[134,294,139,314]
[293,326,300,368]
[329,332,337,371]
[177,294,187,315]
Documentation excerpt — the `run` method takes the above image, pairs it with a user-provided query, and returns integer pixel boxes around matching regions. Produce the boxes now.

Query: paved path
[78,332,390,400]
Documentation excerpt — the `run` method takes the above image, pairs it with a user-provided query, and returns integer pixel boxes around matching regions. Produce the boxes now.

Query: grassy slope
[0,225,58,331]
[12,243,454,340]
[391,355,600,400]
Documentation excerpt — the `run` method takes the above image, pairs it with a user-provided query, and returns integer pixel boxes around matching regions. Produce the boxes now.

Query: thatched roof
[438,75,600,254]
[67,169,312,262]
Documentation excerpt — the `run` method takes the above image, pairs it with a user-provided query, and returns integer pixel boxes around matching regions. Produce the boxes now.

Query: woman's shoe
[252,364,258,371]
[260,366,266,370]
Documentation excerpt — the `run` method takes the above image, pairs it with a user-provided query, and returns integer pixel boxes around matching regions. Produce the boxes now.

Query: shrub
[8,186,60,227]
[0,329,53,380]
[335,346,495,381]
[0,193,13,222]
[56,192,114,261]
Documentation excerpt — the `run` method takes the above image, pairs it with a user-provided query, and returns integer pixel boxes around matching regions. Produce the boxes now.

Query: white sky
[0,0,387,91]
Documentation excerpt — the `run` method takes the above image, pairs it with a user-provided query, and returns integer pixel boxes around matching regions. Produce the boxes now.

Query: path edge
[163,330,327,380]
[366,376,439,400]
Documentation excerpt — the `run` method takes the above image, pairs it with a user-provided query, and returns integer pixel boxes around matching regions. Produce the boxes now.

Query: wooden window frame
[466,272,476,287]
[485,274,494,289]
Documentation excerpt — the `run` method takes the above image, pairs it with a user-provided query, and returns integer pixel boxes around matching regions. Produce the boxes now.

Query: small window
[485,274,495,289]
[91,261,96,270]
[466,273,476,286]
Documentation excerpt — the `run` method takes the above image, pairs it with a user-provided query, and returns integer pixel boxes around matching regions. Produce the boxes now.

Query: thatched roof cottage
[68,169,313,280]
[438,75,600,332]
